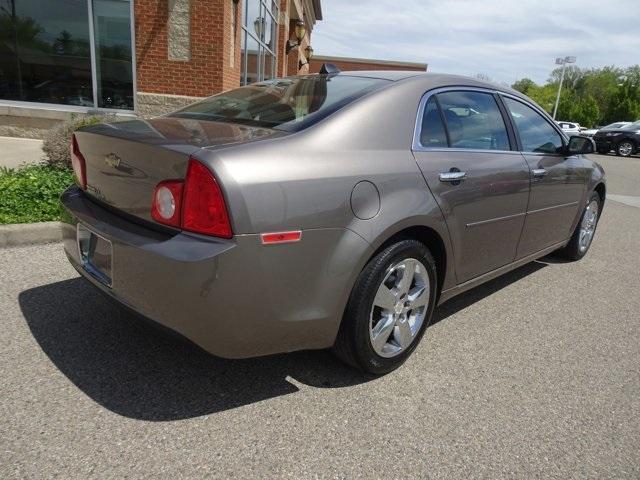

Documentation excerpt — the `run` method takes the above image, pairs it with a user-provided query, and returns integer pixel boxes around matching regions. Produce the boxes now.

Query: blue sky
[311,0,640,85]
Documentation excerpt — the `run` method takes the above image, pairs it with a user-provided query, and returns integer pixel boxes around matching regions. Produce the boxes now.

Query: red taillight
[151,180,183,227]
[150,158,232,238]
[70,134,87,189]
[182,159,232,238]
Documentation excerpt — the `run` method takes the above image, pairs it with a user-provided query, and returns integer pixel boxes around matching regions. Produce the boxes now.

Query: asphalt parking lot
[1,154,639,479]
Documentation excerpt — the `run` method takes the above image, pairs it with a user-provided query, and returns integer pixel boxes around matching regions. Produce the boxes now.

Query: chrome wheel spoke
[371,315,396,352]
[373,285,396,311]
[394,319,413,349]
[397,259,416,295]
[409,285,429,308]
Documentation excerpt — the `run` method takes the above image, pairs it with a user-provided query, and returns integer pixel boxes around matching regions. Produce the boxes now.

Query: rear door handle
[439,171,467,182]
[532,168,547,178]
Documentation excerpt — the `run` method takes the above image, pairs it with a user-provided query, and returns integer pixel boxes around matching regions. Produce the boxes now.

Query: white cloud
[311,0,640,84]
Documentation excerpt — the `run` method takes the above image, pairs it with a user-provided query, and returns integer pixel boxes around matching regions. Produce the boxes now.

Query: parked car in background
[593,120,640,156]
[61,71,605,374]
[557,121,581,134]
[582,121,632,137]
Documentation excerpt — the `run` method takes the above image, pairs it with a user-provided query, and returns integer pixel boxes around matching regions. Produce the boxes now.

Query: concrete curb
[0,221,63,248]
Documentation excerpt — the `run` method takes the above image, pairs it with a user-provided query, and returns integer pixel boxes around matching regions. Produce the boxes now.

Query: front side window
[503,97,564,154]
[171,75,389,131]
[436,91,510,151]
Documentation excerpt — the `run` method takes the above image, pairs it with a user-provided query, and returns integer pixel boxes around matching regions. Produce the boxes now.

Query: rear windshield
[169,75,389,131]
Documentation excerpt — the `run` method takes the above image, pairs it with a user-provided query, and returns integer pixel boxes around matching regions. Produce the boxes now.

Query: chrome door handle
[439,171,467,182]
[532,168,547,178]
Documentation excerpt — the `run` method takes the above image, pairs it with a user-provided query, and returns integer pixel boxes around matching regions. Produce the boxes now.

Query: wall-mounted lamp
[299,45,314,70]
[253,16,266,40]
[286,21,307,54]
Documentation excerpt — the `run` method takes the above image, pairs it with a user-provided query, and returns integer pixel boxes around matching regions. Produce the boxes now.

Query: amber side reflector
[261,231,302,245]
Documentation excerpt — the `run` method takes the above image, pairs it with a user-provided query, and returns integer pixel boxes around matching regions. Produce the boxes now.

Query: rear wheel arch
[367,225,447,298]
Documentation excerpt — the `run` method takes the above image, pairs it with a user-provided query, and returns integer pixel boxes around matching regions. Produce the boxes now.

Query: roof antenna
[319,62,340,75]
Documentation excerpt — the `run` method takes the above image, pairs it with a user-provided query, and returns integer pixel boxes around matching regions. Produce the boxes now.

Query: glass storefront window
[244,31,259,85]
[0,0,133,110]
[240,0,278,86]
[0,0,93,106]
[92,0,133,109]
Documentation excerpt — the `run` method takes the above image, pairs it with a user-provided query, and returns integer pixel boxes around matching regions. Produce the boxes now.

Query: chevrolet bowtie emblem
[105,153,121,168]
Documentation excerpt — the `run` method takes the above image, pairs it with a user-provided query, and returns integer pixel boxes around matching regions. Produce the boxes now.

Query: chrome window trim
[412,86,569,155]
[412,147,522,156]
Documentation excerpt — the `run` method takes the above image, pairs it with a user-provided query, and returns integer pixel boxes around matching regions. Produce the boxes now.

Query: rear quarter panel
[197,77,456,293]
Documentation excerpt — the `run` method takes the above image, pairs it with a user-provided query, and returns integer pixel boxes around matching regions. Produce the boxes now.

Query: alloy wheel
[618,142,633,157]
[579,200,599,253]
[369,258,430,358]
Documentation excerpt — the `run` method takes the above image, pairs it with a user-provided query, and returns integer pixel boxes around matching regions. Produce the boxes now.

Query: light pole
[552,56,576,120]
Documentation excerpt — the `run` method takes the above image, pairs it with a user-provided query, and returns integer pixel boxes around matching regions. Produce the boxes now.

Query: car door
[412,89,530,284]
[501,96,586,258]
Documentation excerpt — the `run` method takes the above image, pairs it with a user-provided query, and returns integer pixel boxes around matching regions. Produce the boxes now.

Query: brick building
[0,0,426,137]
[134,0,323,115]
[309,55,427,74]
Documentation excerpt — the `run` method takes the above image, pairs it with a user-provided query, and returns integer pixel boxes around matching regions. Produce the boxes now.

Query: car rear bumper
[61,187,371,358]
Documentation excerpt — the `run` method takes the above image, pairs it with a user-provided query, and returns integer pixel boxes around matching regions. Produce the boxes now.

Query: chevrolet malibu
[62,70,605,374]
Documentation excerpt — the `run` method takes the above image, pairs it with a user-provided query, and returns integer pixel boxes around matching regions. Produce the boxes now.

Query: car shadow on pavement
[18,278,374,421]
[430,260,547,326]
[19,259,547,422]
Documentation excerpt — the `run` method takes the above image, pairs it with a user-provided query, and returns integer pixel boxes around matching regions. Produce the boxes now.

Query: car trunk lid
[74,117,284,224]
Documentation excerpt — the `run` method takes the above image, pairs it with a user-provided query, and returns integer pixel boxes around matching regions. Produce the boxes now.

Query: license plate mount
[77,223,113,287]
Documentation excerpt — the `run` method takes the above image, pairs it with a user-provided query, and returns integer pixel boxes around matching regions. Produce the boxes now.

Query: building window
[92,0,134,109]
[240,0,278,85]
[0,0,134,110]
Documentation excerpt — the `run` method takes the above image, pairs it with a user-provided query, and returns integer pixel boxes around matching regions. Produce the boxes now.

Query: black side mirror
[567,135,595,155]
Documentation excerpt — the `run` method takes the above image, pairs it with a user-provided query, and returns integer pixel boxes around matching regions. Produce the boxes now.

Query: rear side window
[436,91,511,151]
[420,97,448,147]
[503,97,564,154]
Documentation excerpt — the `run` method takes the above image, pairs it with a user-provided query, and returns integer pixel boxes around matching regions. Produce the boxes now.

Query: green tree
[548,65,584,90]
[608,77,640,122]
[512,77,536,95]
[577,96,601,127]
[520,64,639,125]
[525,83,558,114]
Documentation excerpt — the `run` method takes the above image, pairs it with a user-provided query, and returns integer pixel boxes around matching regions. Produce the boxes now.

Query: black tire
[333,239,438,375]
[616,140,635,157]
[556,191,601,261]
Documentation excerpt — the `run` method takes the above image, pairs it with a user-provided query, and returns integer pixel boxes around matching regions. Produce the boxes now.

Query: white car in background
[582,121,632,137]
[556,121,582,134]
